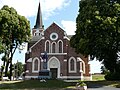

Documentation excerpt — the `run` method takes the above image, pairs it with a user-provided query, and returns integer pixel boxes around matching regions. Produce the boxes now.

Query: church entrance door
[48,57,60,78]
[50,68,57,79]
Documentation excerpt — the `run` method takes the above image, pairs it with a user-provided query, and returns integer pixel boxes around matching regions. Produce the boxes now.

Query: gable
[44,22,65,40]
[28,22,71,51]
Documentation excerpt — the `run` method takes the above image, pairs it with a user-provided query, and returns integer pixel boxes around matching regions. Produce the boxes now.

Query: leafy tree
[14,61,24,78]
[70,0,120,80]
[101,65,108,74]
[0,38,5,53]
[0,5,31,80]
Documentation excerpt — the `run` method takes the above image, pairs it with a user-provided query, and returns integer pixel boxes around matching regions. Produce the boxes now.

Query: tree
[0,5,31,80]
[14,61,24,78]
[70,0,120,80]
[101,65,108,74]
[0,38,5,53]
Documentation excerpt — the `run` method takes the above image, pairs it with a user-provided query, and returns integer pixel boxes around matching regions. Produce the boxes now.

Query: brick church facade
[25,2,92,80]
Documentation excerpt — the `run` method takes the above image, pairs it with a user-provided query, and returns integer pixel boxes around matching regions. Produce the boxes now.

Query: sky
[0,0,102,73]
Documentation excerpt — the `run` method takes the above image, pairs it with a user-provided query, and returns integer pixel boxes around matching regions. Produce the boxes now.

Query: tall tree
[0,38,5,53]
[0,38,5,79]
[70,0,120,80]
[0,5,31,80]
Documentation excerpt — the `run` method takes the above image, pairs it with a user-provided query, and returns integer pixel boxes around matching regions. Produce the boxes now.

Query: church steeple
[32,2,44,36]
[34,2,43,29]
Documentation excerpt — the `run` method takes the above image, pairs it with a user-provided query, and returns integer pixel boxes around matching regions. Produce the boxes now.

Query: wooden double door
[50,68,57,79]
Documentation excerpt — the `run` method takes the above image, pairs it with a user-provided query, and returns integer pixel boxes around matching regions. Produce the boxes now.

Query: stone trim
[68,57,77,73]
[32,57,40,73]
[25,76,38,79]
[26,58,32,62]
[45,40,51,53]
[41,53,67,55]
[77,57,85,74]
[25,75,92,81]
[29,37,45,51]
[64,59,67,62]
[51,42,57,53]
[60,76,83,79]
[57,40,63,53]
[63,36,70,41]
[84,76,92,81]
[47,56,60,78]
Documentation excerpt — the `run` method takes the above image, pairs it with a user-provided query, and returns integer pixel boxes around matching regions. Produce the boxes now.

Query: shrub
[76,81,87,87]
[105,72,120,80]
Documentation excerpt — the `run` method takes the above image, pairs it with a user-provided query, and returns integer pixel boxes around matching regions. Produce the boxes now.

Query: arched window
[45,40,50,53]
[32,57,40,73]
[70,59,74,71]
[34,60,38,71]
[51,42,56,53]
[69,57,76,73]
[58,40,63,53]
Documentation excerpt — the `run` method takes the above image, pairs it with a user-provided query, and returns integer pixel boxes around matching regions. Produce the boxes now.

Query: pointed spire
[34,2,43,29]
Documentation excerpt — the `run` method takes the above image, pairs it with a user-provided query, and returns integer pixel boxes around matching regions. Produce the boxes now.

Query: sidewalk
[88,86,120,90]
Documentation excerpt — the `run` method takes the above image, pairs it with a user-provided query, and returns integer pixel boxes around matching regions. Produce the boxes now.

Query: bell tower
[32,2,44,36]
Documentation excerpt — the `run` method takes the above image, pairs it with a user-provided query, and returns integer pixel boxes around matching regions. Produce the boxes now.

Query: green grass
[0,76,120,89]
[89,74,120,88]
[92,74,105,81]
[0,80,76,89]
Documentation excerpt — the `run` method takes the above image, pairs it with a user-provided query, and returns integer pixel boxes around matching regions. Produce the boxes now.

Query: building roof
[34,2,43,29]
[31,36,43,41]
[67,35,73,39]
[30,34,73,42]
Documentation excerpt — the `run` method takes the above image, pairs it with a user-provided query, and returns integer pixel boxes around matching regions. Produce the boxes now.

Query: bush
[6,71,11,79]
[105,72,120,80]
[76,81,87,87]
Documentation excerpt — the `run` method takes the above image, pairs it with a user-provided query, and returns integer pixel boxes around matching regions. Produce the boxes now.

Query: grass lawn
[0,75,120,89]
[0,80,76,89]
[92,74,105,81]
[85,74,120,88]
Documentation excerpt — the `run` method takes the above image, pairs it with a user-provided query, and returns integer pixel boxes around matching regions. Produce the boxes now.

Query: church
[25,2,92,80]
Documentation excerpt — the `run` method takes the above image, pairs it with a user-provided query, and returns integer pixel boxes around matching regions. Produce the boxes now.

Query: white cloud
[0,0,37,17]
[42,0,71,20]
[0,0,71,19]
[61,20,76,35]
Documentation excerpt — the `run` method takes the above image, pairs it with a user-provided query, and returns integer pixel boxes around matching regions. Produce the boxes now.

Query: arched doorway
[48,57,60,79]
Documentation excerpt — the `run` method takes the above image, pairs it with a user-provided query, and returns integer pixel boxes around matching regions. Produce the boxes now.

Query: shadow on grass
[85,80,120,88]
[0,80,120,89]
[0,80,76,89]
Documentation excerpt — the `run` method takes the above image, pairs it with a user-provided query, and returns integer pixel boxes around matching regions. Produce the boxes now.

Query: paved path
[88,86,120,90]
[87,82,120,90]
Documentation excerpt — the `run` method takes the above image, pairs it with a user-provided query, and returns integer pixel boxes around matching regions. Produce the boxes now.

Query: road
[88,86,120,90]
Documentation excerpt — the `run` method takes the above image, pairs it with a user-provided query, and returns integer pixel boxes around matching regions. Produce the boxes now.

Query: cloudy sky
[0,0,77,35]
[0,0,101,73]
